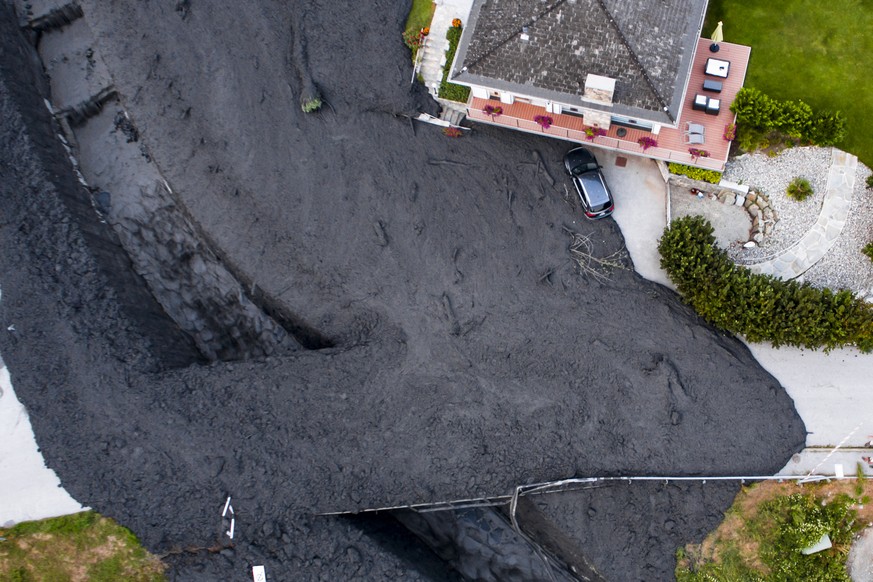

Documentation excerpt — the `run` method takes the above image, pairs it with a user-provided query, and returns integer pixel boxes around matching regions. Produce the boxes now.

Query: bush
[301,97,322,113]
[865,174,873,190]
[755,493,858,581]
[668,163,722,184]
[808,111,847,146]
[438,26,471,103]
[658,216,873,351]
[863,242,873,262]
[786,177,814,201]
[730,87,847,149]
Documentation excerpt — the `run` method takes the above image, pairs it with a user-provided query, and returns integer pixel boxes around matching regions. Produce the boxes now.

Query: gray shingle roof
[452,0,708,125]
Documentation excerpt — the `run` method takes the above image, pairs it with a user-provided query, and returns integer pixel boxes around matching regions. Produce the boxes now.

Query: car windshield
[572,163,598,175]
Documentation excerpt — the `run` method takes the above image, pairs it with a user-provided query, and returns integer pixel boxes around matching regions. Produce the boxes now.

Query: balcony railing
[467,109,725,171]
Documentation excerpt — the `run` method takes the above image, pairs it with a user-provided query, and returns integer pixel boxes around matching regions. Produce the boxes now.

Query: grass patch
[403,0,435,61]
[677,479,873,581]
[0,511,166,581]
[403,0,435,37]
[706,0,873,167]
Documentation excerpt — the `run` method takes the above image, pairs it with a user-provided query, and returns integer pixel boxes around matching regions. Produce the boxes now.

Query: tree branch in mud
[289,13,322,113]
[566,230,629,282]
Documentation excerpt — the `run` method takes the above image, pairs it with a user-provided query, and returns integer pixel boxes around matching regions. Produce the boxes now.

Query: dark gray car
[563,147,615,219]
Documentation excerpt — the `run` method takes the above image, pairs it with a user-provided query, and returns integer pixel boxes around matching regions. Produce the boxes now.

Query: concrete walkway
[777,448,873,478]
[417,0,474,124]
[418,0,474,97]
[748,148,857,280]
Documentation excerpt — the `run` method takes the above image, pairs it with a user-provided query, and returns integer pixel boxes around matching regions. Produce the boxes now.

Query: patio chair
[685,122,705,135]
[683,132,705,145]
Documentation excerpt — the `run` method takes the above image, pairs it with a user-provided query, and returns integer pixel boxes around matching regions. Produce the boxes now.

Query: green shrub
[668,163,722,184]
[438,26,471,103]
[774,99,813,139]
[301,97,322,113]
[808,111,847,146]
[755,493,858,581]
[658,216,873,351]
[863,242,873,262]
[730,87,847,149]
[731,87,777,128]
[786,177,814,201]
[866,174,873,189]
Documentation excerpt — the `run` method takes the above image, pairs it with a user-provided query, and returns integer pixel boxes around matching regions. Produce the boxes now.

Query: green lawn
[706,0,873,167]
[0,511,165,581]
[404,0,435,36]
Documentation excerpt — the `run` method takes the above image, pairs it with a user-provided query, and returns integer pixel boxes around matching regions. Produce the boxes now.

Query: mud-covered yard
[0,1,806,579]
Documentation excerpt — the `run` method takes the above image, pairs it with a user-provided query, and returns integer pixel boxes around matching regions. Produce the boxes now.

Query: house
[448,0,749,171]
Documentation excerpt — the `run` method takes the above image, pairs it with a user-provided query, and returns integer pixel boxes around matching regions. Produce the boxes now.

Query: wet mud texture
[0,0,806,579]
[519,482,741,581]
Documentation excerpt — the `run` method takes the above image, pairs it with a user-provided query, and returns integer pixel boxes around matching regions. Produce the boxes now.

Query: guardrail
[411,34,428,85]
[467,109,725,171]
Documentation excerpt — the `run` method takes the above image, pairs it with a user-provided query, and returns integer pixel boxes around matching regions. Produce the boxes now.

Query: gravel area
[725,147,830,262]
[724,147,873,296]
[802,161,873,296]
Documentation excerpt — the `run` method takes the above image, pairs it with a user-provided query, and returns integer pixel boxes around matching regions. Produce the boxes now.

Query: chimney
[583,74,615,104]
[520,26,530,42]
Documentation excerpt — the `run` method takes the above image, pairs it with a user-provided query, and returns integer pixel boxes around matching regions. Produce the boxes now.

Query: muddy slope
[0,0,806,579]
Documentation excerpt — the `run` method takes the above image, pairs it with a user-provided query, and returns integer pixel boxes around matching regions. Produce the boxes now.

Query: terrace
[465,39,750,171]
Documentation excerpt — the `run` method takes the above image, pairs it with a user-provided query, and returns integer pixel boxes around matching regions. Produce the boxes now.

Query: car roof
[577,172,611,206]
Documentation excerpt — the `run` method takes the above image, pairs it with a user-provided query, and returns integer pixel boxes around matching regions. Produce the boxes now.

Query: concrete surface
[0,364,84,525]
[669,185,751,248]
[599,151,673,288]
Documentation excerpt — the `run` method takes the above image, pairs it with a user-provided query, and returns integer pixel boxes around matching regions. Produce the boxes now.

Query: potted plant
[723,123,736,141]
[483,104,503,120]
[637,136,658,150]
[533,115,553,130]
[688,148,710,159]
[583,126,607,141]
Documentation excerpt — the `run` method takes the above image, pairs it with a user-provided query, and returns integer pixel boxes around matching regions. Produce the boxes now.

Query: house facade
[448,0,748,171]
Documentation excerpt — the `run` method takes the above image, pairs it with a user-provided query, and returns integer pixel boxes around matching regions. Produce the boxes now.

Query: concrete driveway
[595,150,673,288]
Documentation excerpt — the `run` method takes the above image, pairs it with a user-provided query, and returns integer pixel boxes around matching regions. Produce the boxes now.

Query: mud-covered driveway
[0,0,805,579]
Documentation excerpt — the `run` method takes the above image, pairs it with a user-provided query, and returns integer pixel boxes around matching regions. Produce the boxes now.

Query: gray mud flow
[0,0,805,579]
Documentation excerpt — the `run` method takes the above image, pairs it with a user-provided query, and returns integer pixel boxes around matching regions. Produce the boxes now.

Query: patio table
[705,58,730,78]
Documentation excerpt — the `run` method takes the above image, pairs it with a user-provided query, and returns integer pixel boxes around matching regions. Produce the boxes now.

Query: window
[610,115,653,131]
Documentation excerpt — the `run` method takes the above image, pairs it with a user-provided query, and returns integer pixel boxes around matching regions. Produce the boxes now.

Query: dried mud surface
[0,0,806,579]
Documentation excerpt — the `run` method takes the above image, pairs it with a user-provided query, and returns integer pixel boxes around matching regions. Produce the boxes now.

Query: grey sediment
[0,0,807,579]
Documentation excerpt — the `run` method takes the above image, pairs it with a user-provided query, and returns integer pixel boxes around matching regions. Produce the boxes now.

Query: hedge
[658,216,873,351]
[667,163,722,184]
[730,87,847,148]
[438,26,471,103]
